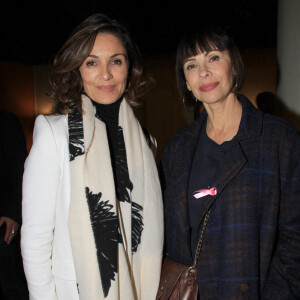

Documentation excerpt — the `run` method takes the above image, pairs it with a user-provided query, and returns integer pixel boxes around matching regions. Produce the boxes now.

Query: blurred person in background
[0,109,28,300]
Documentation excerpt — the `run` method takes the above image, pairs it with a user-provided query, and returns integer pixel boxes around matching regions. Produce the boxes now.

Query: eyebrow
[184,57,196,63]
[184,50,220,63]
[88,53,128,59]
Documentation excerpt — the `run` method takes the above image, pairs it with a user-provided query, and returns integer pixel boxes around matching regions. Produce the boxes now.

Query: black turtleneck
[91,98,122,197]
[92,98,122,128]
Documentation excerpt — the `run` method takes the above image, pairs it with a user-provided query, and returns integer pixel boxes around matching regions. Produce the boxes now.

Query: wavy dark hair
[176,24,244,106]
[49,13,148,114]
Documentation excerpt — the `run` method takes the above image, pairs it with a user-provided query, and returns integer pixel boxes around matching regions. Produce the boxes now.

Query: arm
[262,132,300,299]
[21,115,61,300]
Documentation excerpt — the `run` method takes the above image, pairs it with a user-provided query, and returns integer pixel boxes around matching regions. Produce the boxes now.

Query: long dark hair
[49,13,148,114]
[176,24,244,106]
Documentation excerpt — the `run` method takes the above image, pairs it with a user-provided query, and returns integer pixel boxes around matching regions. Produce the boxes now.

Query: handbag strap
[192,208,211,268]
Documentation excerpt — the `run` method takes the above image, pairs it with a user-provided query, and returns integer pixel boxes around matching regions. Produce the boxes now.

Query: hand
[0,216,19,244]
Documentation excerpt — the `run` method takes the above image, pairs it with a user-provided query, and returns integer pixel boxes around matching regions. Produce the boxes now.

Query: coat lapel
[197,95,263,223]
[164,115,206,264]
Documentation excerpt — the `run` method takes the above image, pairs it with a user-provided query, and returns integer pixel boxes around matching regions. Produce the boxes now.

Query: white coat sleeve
[21,115,60,300]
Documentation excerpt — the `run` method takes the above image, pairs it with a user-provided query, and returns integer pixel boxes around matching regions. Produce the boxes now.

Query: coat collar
[197,94,263,211]
[236,94,263,141]
[192,94,263,141]
[196,95,263,222]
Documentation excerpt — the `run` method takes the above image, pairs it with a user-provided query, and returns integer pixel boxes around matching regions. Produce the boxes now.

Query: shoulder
[262,113,298,135]
[34,114,67,136]
[43,114,67,128]
[33,114,68,150]
[264,115,300,163]
[239,93,297,138]
[238,94,298,144]
[261,113,299,148]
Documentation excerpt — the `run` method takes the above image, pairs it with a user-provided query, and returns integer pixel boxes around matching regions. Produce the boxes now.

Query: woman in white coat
[21,13,163,300]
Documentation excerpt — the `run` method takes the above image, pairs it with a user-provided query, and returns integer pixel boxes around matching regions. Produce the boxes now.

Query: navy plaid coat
[161,95,300,299]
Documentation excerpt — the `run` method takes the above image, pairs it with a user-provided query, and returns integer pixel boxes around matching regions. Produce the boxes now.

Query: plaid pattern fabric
[161,95,300,299]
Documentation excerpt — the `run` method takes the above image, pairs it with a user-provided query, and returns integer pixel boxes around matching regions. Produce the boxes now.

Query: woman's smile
[97,85,115,93]
[199,82,219,92]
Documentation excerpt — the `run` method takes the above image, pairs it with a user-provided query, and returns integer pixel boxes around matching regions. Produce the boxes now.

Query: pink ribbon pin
[193,187,217,199]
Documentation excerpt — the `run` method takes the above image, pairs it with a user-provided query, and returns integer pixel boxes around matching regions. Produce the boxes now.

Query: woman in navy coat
[161,25,300,299]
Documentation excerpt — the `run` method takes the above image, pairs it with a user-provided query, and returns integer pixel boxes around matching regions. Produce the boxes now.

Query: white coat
[21,115,80,300]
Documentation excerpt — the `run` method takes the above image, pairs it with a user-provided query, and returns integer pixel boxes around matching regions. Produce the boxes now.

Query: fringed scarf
[67,95,164,300]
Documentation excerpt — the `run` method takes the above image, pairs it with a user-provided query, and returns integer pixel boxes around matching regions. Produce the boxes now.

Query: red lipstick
[199,82,219,92]
[97,85,115,92]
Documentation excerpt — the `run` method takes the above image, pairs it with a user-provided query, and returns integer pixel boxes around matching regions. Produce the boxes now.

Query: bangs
[181,33,228,63]
[176,24,244,106]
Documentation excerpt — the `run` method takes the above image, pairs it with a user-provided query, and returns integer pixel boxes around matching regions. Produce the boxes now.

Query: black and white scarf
[67,95,164,300]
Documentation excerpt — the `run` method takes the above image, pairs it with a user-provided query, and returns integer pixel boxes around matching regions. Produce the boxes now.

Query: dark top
[0,110,27,228]
[188,125,233,255]
[92,98,122,198]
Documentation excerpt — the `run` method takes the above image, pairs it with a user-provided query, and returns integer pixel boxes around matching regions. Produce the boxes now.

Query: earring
[234,81,239,95]
[186,82,191,91]
[193,94,198,104]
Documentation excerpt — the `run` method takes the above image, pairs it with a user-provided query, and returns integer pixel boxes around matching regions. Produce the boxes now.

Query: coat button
[240,283,250,292]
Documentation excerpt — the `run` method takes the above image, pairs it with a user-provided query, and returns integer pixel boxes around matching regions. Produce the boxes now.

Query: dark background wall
[0,0,279,159]
[0,0,277,63]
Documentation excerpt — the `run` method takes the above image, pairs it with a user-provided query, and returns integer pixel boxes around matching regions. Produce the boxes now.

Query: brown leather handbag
[156,209,211,300]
